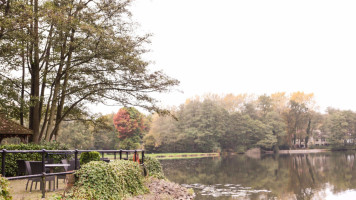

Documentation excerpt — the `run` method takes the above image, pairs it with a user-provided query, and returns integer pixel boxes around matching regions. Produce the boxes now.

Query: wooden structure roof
[0,115,32,143]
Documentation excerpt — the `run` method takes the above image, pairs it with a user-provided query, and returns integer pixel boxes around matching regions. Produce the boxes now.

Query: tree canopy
[113,107,146,140]
[0,0,178,143]
[144,92,326,153]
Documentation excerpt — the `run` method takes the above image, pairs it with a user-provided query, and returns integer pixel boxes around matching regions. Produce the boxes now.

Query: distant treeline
[12,92,355,153]
[144,92,356,153]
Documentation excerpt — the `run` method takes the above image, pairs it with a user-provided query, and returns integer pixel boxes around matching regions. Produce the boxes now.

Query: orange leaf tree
[113,107,146,141]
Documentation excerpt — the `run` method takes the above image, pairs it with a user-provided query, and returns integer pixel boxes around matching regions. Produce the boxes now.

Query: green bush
[330,145,355,151]
[0,175,12,200]
[235,146,247,154]
[0,142,70,176]
[68,160,147,199]
[144,156,165,179]
[119,137,141,150]
[79,151,101,165]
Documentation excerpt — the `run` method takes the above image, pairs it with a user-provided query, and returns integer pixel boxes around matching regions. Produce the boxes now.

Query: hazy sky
[94,0,356,114]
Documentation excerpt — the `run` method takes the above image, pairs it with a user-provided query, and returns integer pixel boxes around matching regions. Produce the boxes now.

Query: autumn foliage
[113,108,146,140]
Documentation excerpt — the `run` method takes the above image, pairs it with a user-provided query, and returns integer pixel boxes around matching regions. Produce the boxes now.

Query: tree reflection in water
[160,152,356,200]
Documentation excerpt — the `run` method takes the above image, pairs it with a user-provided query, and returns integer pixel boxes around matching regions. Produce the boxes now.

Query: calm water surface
[160,152,356,200]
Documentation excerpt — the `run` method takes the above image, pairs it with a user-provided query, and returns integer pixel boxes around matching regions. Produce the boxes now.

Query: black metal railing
[0,149,144,198]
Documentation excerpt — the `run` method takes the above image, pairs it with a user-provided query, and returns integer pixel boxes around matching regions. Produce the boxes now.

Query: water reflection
[182,183,270,199]
[160,152,356,200]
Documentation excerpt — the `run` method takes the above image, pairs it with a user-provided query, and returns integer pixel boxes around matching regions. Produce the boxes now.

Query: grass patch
[152,155,212,160]
[104,153,140,160]
[103,152,220,160]
[147,152,220,160]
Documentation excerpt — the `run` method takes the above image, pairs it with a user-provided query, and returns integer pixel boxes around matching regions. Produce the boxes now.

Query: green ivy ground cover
[144,156,165,179]
[0,175,11,200]
[66,160,148,200]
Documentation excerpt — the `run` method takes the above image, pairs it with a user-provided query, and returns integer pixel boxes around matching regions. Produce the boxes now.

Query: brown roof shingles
[0,115,33,135]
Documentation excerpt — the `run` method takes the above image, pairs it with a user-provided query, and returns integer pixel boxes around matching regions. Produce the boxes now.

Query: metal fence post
[101,152,104,158]
[74,149,78,170]
[119,150,122,160]
[141,150,144,164]
[41,149,46,173]
[41,172,46,198]
[134,150,137,162]
[41,149,46,198]
[2,149,6,177]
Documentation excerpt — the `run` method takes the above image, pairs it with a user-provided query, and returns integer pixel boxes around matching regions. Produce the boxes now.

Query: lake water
[160,152,356,200]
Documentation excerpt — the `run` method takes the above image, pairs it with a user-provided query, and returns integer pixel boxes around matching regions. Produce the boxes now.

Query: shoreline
[142,148,356,159]
[265,149,330,154]
[148,152,220,159]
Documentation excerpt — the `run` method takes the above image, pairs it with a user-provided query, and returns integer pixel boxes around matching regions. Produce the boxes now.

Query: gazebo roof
[0,115,33,135]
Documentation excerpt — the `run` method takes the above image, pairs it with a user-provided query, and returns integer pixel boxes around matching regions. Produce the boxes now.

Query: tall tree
[0,0,178,143]
[113,107,147,149]
[93,114,119,150]
[144,111,179,152]
[323,109,356,146]
[282,92,315,147]
[270,92,288,114]
[257,94,273,117]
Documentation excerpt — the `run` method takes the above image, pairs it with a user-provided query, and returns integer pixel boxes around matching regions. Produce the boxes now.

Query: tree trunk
[44,30,68,141]
[39,89,53,140]
[51,70,69,141]
[305,118,311,148]
[50,20,75,141]
[29,0,41,143]
[20,45,25,126]
[38,24,53,123]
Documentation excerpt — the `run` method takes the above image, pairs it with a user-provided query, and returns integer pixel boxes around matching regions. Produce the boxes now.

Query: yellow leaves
[271,92,287,102]
[290,91,316,110]
[182,92,317,114]
[184,93,250,112]
[290,91,314,104]
[271,92,288,113]
[222,93,249,112]
[185,98,191,105]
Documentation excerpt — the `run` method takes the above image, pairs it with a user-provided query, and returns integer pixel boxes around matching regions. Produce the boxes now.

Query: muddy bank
[126,178,195,200]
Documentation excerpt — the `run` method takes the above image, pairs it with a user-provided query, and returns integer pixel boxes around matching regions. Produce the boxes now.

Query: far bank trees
[144,92,326,153]
[51,93,356,152]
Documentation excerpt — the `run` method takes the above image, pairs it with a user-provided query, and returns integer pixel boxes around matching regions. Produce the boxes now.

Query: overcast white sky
[94,0,356,114]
